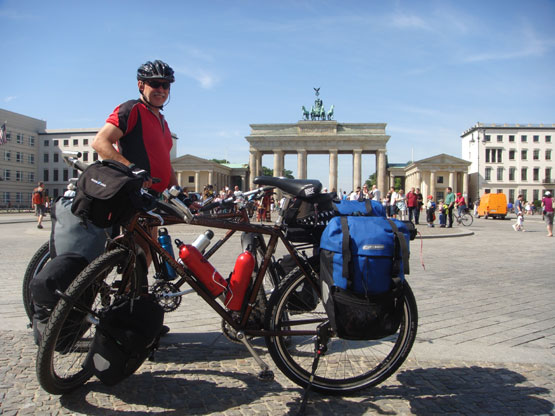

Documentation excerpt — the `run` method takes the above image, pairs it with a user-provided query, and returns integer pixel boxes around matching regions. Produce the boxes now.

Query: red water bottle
[178,243,228,298]
[225,250,256,311]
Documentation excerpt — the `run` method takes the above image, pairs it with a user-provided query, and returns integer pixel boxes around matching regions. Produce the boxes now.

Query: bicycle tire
[22,241,50,323]
[36,247,146,394]
[264,268,418,395]
[461,213,473,226]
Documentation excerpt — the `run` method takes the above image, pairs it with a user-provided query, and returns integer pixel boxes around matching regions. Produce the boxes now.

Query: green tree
[260,166,294,179]
[211,158,230,164]
[365,173,377,188]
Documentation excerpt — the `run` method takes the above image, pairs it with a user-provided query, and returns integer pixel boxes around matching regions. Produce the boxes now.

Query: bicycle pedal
[257,369,274,381]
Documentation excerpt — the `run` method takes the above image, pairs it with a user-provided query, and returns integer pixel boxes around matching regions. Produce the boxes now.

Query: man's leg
[447,207,453,227]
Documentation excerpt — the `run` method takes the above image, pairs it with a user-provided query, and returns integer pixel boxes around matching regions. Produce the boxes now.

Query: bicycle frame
[119,205,322,339]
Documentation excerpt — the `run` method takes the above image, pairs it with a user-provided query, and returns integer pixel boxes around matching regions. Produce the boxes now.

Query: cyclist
[455,192,467,217]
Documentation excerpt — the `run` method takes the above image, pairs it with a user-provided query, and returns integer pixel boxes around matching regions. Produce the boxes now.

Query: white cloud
[178,66,219,89]
[3,96,17,103]
[390,13,430,31]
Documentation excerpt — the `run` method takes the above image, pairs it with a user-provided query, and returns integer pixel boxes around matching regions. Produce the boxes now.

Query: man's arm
[92,123,129,166]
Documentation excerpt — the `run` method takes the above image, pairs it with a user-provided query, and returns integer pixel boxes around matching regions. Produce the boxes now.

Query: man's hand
[132,168,152,188]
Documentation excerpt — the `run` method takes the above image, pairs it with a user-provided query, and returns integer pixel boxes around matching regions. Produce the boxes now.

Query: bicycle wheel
[461,213,473,226]
[265,268,418,395]
[36,247,147,394]
[22,241,50,323]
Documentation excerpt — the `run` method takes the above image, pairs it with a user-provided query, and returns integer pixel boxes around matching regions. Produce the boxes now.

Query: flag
[0,122,6,145]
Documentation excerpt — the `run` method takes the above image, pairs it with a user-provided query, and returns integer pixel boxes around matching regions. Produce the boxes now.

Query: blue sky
[1,0,554,193]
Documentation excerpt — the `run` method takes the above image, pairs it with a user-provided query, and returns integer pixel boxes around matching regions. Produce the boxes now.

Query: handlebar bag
[319,216,412,340]
[71,160,143,228]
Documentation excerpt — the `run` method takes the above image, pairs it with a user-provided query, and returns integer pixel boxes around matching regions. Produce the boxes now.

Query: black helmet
[137,60,175,83]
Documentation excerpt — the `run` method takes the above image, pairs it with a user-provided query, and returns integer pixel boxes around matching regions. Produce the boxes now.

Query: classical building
[245,121,389,194]
[402,154,471,202]
[171,154,249,193]
[461,123,555,203]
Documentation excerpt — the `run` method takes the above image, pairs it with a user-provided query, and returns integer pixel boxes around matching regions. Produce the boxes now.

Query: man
[349,186,361,201]
[92,60,178,195]
[445,187,455,228]
[371,185,381,202]
[361,184,371,199]
[541,191,554,237]
[415,188,423,224]
[512,194,525,232]
[389,186,399,218]
[406,187,418,223]
[32,181,46,229]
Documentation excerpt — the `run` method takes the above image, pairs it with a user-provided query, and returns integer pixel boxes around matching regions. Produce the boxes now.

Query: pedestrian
[438,199,446,228]
[92,59,179,335]
[426,195,436,227]
[415,188,423,224]
[361,184,371,200]
[371,185,381,202]
[512,194,525,232]
[396,189,407,221]
[541,191,554,237]
[32,181,46,229]
[349,186,361,201]
[406,187,418,223]
[474,198,480,216]
[445,187,455,228]
[63,182,76,198]
[388,187,399,219]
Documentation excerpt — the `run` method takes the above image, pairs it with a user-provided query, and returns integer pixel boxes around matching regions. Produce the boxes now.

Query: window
[44,139,49,147]
[497,135,503,142]
[497,189,503,194]
[4,150,10,161]
[437,176,444,184]
[533,168,539,181]
[29,136,35,146]
[63,139,69,147]
[533,189,539,202]
[497,167,503,181]
[521,168,527,181]
[4,169,10,180]
[63,169,69,182]
[53,153,59,163]
[83,151,89,162]
[509,150,516,160]
[53,140,58,146]
[29,172,35,182]
[5,132,11,142]
[485,135,491,142]
[522,189,528,201]
[16,171,22,181]
[521,135,527,142]
[533,135,539,142]
[521,150,527,160]
[28,154,34,164]
[16,152,23,163]
[533,149,540,160]
[16,134,23,144]
[93,152,99,161]
[73,169,78,178]
[485,167,492,181]
[83,138,89,145]
[509,135,515,142]
[509,189,515,203]
[188,176,194,183]
[43,169,49,182]
[2,192,10,204]
[547,150,552,161]
[547,135,552,143]
[509,167,516,181]
[436,191,444,201]
[486,149,490,163]
[73,139,78,146]
[15,192,22,204]
[53,169,59,181]
[43,153,49,163]
[546,168,552,183]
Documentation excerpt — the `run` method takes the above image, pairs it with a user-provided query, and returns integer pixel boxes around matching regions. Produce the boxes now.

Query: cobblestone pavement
[0,213,554,415]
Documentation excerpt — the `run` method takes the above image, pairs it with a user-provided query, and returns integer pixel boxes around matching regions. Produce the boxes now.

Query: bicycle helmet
[137,60,175,83]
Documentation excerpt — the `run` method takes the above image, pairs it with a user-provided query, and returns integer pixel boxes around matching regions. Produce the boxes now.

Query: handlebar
[62,151,88,172]
[199,186,274,212]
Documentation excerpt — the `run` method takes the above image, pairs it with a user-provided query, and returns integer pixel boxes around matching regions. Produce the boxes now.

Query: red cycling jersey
[106,100,173,193]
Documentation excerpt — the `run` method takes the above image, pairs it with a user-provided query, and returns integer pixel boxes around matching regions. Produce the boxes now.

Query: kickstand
[297,321,332,416]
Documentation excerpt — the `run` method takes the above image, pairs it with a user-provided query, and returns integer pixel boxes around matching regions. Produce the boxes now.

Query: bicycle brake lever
[147,210,164,225]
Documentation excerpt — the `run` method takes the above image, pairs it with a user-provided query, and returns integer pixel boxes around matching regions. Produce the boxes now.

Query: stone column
[273,150,284,177]
[208,170,213,187]
[255,151,262,178]
[416,171,422,191]
[353,149,362,190]
[195,171,200,193]
[463,172,469,198]
[377,150,387,195]
[449,171,455,191]
[177,171,182,188]
[297,149,307,179]
[329,149,338,192]
[249,150,256,190]
[430,171,436,199]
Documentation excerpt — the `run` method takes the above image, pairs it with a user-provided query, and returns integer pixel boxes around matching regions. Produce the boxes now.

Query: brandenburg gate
[245,91,389,193]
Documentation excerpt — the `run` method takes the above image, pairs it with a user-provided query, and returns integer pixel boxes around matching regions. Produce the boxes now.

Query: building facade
[0,109,46,208]
[461,123,555,204]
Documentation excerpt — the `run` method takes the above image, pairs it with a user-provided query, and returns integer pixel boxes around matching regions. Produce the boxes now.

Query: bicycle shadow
[57,344,553,416]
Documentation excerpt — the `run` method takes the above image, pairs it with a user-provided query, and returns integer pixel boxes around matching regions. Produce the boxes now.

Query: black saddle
[253,176,322,200]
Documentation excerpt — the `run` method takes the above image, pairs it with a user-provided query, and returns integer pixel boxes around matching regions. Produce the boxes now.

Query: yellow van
[477,193,507,219]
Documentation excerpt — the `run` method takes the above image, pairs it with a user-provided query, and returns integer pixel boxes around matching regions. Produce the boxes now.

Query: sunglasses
[146,80,171,90]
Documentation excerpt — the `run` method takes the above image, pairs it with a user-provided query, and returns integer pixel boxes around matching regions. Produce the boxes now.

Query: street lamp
[470,127,486,202]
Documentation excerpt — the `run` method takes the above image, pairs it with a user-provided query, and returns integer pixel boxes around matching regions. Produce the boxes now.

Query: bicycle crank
[151,281,182,312]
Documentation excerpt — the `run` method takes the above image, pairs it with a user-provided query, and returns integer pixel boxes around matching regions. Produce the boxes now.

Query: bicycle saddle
[253,176,322,199]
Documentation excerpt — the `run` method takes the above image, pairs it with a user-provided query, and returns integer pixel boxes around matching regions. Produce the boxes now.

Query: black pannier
[71,160,144,228]
[84,296,164,386]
